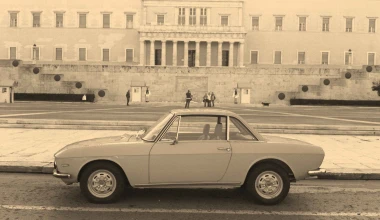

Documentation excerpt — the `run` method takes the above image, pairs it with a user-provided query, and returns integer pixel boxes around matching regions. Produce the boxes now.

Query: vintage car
[53,109,325,205]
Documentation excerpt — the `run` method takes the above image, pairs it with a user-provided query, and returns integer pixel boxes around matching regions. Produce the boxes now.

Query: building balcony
[139,24,246,33]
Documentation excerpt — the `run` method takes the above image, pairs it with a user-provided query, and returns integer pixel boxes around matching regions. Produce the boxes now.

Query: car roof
[170,108,238,116]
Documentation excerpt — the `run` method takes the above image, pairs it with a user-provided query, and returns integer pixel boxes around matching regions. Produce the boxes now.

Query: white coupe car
[53,109,325,205]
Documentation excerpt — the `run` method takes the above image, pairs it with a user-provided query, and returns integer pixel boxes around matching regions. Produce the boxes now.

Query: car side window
[179,116,227,141]
[160,117,180,141]
[229,117,256,141]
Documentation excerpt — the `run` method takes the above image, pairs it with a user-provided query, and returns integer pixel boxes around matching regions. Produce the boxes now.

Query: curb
[1,164,380,180]
[1,118,380,135]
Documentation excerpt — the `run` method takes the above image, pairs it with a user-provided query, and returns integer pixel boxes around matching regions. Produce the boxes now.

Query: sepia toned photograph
[0,0,379,219]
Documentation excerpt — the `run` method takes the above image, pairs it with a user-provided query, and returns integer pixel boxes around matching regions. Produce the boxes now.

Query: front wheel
[80,162,125,203]
[245,164,290,205]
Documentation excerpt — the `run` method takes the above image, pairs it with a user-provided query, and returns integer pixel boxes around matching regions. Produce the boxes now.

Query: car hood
[263,135,312,145]
[54,134,144,156]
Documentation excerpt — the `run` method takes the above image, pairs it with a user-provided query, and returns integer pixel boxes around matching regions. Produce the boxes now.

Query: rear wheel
[80,162,125,203]
[245,164,290,205]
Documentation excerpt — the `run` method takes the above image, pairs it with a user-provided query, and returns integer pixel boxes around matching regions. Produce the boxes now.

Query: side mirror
[170,138,178,145]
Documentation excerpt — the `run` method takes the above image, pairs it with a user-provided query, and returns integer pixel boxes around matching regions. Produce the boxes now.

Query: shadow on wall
[14,93,95,102]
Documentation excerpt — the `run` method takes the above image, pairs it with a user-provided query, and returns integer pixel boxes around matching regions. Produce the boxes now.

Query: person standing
[126,90,131,106]
[233,89,239,104]
[210,92,216,107]
[145,88,150,102]
[203,93,208,107]
[185,90,192,108]
[207,92,211,107]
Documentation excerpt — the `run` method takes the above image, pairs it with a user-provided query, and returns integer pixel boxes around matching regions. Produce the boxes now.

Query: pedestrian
[145,88,150,102]
[233,89,239,104]
[185,90,192,108]
[210,92,216,107]
[207,92,211,107]
[203,93,208,107]
[126,90,130,106]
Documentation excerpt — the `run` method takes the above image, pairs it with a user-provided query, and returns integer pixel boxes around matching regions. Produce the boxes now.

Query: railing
[140,24,245,32]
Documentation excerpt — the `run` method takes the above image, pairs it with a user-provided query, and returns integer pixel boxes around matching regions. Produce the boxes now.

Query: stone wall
[1,60,380,104]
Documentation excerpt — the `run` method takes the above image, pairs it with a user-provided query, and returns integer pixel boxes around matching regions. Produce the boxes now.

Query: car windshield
[142,113,174,142]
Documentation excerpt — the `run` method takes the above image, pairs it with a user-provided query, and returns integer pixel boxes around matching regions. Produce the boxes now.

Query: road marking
[1,205,379,217]
[236,108,380,125]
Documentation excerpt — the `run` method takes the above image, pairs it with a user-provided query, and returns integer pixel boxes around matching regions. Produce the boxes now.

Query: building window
[56,13,64,27]
[10,47,17,59]
[299,17,306,31]
[298,52,305,64]
[200,8,207,26]
[32,47,40,60]
[157,15,165,25]
[222,50,229,66]
[344,51,353,65]
[103,49,110,61]
[322,17,330,32]
[252,17,259,30]
[79,13,87,28]
[189,8,196,26]
[126,49,134,62]
[346,17,353,32]
[126,14,134,28]
[221,16,229,26]
[178,8,185,25]
[33,12,41,27]
[275,17,283,31]
[274,51,282,64]
[56,48,63,60]
[103,14,110,28]
[322,52,329,65]
[369,18,376,33]
[10,12,18,27]
[250,51,258,64]
[79,48,86,61]
[368,53,375,65]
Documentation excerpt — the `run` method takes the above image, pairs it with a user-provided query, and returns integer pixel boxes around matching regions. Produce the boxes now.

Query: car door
[149,115,232,184]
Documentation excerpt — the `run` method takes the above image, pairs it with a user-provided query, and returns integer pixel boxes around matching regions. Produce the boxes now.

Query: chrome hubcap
[87,170,116,198]
[255,171,283,199]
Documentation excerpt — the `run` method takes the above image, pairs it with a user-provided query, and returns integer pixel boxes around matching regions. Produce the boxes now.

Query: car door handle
[217,147,231,152]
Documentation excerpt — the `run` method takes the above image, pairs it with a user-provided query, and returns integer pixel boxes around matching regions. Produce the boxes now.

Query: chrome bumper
[308,168,326,176]
[53,169,71,178]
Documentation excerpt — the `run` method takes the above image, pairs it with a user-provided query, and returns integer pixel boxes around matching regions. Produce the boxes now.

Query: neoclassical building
[1,0,380,104]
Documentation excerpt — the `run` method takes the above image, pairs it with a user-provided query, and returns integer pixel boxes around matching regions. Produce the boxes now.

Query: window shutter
[126,49,133,62]
[251,51,258,64]
[10,47,16,59]
[274,51,281,64]
[126,15,133,28]
[56,14,63,27]
[157,15,164,25]
[275,17,282,27]
[10,13,17,27]
[252,17,259,29]
[221,16,228,26]
[346,18,353,31]
[322,52,329,64]
[368,53,375,65]
[369,19,376,32]
[103,14,110,28]
[298,52,305,64]
[56,48,62,60]
[79,48,86,61]
[103,49,109,61]
[79,14,86,28]
[33,13,40,27]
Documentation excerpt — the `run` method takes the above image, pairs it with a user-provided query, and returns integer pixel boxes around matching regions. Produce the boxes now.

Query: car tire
[80,162,125,203]
[245,163,290,205]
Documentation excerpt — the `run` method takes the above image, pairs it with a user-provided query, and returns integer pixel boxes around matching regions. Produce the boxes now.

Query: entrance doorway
[188,50,195,67]
[240,88,251,104]
[132,87,142,102]
[222,50,229,66]
[155,49,162,65]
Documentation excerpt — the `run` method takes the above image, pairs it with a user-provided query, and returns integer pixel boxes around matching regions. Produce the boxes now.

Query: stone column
[139,40,145,66]
[173,40,177,66]
[195,41,200,67]
[162,40,166,66]
[206,41,212,67]
[239,42,245,67]
[184,41,189,67]
[218,41,223,66]
[229,41,234,67]
[150,40,155,66]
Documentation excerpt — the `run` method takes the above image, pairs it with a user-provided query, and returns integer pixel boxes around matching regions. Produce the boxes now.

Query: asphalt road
[1,102,380,127]
[0,173,379,219]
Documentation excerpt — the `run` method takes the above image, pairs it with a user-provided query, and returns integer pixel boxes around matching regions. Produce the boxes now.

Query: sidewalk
[0,128,379,179]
